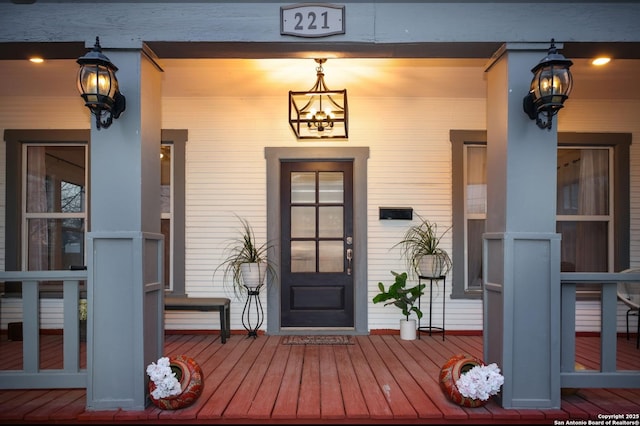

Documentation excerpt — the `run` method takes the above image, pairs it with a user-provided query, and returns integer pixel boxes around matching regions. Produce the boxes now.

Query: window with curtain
[450,130,630,299]
[465,145,486,291]
[161,143,173,290]
[6,129,188,297]
[24,145,87,271]
[556,148,612,273]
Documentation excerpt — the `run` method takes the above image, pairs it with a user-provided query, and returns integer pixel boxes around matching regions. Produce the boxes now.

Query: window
[4,129,187,296]
[450,130,630,299]
[161,143,173,290]
[161,130,187,296]
[556,147,613,273]
[23,144,87,271]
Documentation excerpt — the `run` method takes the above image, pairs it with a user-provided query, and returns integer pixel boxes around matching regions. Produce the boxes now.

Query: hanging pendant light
[289,59,348,139]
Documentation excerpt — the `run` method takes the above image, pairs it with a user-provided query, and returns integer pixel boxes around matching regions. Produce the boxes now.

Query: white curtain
[26,146,49,271]
[575,149,609,271]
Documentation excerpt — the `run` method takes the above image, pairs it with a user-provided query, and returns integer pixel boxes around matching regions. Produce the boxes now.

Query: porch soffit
[1,41,640,61]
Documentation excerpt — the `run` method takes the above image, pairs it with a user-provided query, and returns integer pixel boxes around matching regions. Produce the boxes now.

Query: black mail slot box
[379,207,413,220]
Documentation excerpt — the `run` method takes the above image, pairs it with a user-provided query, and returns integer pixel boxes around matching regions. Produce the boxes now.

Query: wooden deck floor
[0,332,639,424]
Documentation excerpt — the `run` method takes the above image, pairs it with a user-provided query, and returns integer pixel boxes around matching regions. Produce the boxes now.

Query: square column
[85,43,164,410]
[483,43,562,409]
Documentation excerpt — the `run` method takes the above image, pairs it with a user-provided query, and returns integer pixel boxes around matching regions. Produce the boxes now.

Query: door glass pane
[291,172,316,203]
[319,241,344,272]
[557,148,609,215]
[291,206,316,238]
[319,172,343,203]
[318,206,343,238]
[291,241,316,272]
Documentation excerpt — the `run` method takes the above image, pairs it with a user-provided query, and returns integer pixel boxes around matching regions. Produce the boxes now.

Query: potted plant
[372,271,425,340]
[214,215,277,299]
[393,213,452,279]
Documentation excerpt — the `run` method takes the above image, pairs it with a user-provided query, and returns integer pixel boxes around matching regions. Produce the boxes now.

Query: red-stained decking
[0,332,638,424]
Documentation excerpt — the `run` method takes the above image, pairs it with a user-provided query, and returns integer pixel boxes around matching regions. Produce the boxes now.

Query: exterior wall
[2,87,639,332]
[1,2,638,46]
[1,1,639,334]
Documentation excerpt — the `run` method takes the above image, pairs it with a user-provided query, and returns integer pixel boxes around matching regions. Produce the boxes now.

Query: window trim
[161,130,187,296]
[450,130,631,299]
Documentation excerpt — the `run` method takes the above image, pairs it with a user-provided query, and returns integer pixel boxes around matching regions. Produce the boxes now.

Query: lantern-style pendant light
[289,59,348,139]
[523,39,573,130]
[76,37,126,130]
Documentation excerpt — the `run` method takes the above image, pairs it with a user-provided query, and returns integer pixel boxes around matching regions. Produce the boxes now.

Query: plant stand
[242,287,264,338]
[417,275,446,340]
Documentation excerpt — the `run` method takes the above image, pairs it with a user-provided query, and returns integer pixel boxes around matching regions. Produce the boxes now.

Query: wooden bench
[164,296,231,343]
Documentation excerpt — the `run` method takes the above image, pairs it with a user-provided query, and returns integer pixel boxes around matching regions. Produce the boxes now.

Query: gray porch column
[483,43,562,409]
[86,43,164,410]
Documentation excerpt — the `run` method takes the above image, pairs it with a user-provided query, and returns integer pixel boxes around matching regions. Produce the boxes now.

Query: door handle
[346,248,353,275]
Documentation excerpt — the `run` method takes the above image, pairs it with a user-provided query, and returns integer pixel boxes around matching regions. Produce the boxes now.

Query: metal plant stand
[241,286,264,338]
[417,275,446,341]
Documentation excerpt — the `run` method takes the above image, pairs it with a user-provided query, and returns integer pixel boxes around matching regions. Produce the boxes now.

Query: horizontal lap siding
[167,96,488,331]
[162,95,640,332]
[1,82,639,334]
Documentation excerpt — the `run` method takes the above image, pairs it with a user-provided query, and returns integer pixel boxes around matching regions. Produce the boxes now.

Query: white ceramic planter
[240,262,267,290]
[400,318,417,340]
[418,255,445,278]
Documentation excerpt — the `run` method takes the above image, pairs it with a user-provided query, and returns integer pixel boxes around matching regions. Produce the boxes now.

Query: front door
[280,160,354,327]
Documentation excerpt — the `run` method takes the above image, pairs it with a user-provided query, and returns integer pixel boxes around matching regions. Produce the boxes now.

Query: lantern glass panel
[78,64,116,100]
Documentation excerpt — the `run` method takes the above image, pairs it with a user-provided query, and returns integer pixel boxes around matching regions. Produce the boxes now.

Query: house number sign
[280,3,345,38]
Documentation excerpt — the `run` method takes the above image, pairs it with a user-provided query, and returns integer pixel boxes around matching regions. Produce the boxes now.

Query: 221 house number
[281,4,345,38]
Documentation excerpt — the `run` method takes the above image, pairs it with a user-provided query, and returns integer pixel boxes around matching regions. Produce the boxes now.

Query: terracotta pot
[149,355,204,410]
[439,354,489,408]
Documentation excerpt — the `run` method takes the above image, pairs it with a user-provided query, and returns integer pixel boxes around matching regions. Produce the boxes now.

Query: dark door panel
[280,160,354,327]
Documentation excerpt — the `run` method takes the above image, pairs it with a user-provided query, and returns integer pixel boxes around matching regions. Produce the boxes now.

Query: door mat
[281,335,355,345]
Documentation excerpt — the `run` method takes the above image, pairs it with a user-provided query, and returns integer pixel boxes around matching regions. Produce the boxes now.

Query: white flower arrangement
[456,363,504,401]
[79,299,87,321]
[146,357,182,399]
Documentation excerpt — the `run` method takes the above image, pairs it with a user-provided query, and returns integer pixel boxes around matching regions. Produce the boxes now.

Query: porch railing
[1,270,638,391]
[0,270,88,389]
[560,271,640,389]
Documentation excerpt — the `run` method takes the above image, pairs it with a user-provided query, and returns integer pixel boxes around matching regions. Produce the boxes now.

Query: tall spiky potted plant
[215,215,277,299]
[393,214,452,279]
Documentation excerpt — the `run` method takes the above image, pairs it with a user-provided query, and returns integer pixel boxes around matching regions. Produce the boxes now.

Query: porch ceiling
[1,41,639,100]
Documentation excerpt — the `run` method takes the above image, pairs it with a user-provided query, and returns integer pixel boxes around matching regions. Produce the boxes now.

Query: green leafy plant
[392,213,452,278]
[214,215,277,298]
[372,271,425,321]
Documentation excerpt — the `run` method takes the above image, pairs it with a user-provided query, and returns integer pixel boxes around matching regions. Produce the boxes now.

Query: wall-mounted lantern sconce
[523,39,573,130]
[76,37,126,130]
[289,59,348,139]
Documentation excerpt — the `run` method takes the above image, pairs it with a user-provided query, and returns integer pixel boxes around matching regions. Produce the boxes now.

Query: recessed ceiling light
[592,57,611,66]
[29,57,44,64]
